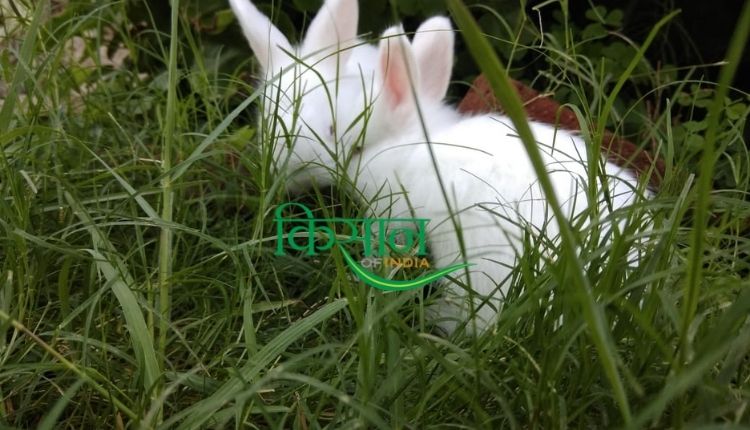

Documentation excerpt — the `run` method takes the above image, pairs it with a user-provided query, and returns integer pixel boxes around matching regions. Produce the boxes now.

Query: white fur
[231,3,650,335]
[412,17,455,103]
[229,0,378,192]
[348,22,649,334]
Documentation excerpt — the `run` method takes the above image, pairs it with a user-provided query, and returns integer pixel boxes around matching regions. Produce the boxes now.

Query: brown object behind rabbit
[457,74,665,188]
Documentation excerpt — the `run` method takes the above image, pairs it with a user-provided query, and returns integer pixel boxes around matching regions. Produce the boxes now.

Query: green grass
[1,1,750,428]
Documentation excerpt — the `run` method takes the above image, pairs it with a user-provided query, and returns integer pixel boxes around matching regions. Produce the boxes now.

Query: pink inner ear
[381,49,407,108]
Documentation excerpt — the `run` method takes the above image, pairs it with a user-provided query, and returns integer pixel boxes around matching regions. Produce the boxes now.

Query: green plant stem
[446,0,632,423]
[157,0,181,419]
[679,0,750,369]
[0,309,138,422]
[596,11,680,146]
[592,10,679,199]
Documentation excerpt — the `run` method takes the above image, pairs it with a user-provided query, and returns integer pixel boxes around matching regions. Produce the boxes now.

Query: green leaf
[726,102,748,120]
[683,120,708,133]
[686,134,706,152]
[606,9,624,26]
[585,5,607,22]
[582,22,607,39]
[212,9,239,34]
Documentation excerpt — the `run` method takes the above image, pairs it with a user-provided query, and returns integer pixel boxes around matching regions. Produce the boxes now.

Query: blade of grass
[64,191,160,416]
[0,1,44,132]
[157,1,181,423]
[169,92,257,182]
[446,0,632,423]
[591,10,679,200]
[162,298,347,429]
[36,379,86,430]
[595,10,680,145]
[0,310,137,422]
[680,0,750,362]
[272,373,391,430]
[673,1,750,423]
[82,143,160,219]
[631,284,750,429]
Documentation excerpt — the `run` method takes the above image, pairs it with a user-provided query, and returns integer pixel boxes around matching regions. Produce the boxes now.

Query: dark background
[132,0,749,93]
[563,0,749,92]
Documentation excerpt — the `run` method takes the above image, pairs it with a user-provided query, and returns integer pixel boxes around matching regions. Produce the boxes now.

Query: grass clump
[1,1,749,428]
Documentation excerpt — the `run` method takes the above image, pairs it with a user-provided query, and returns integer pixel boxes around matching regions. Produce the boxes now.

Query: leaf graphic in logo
[340,249,472,292]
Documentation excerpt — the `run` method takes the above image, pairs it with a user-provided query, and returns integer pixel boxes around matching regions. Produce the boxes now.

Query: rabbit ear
[377,26,419,113]
[412,16,454,102]
[301,0,358,69]
[229,0,293,73]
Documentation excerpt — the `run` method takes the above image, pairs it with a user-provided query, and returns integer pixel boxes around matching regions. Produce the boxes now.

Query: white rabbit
[231,0,649,335]
[228,0,378,192]
[344,20,650,335]
[228,0,457,193]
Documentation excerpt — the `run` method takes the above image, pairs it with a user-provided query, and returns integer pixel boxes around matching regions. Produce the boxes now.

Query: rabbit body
[351,100,643,333]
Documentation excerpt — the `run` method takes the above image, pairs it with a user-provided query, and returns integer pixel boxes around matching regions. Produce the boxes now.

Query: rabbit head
[229,0,376,192]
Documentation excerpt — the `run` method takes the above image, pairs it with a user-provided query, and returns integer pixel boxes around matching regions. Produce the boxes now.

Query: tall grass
[0,0,749,428]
